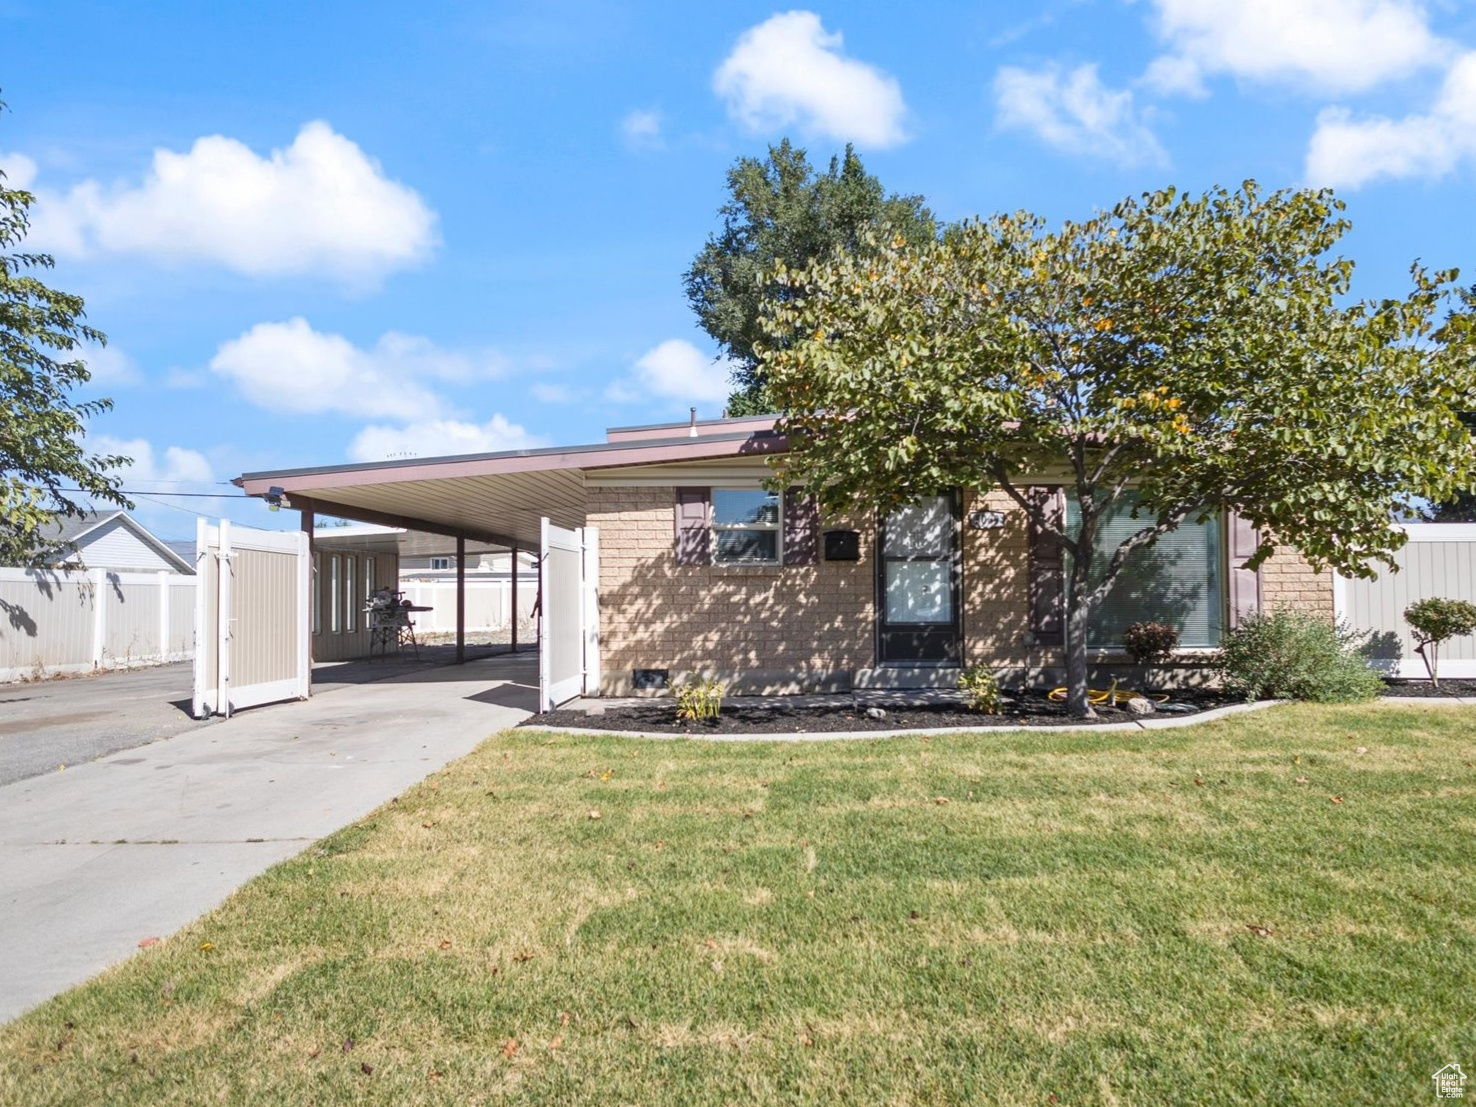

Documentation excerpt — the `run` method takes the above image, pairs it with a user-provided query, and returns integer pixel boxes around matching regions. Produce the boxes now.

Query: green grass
[4,704,1475,1105]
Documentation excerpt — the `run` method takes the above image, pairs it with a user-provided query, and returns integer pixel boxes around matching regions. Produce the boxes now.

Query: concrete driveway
[0,653,536,1023]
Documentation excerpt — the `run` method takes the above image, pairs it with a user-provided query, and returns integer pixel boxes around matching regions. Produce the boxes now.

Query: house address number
[967,509,1007,530]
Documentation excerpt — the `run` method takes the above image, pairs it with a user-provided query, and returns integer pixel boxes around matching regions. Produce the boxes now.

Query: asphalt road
[0,645,524,788]
[0,664,207,787]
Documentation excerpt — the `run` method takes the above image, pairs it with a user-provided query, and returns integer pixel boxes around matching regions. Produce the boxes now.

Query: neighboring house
[27,510,195,575]
[238,414,1333,696]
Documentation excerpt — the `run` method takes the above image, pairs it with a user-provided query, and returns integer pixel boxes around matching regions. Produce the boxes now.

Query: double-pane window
[712,489,781,565]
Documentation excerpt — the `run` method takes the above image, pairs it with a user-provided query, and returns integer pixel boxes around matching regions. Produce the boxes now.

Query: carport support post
[510,545,518,654]
[301,508,314,693]
[456,536,466,664]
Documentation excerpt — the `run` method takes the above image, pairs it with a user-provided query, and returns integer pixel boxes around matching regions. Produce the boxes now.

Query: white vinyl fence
[1338,523,1476,678]
[397,580,539,635]
[0,567,196,683]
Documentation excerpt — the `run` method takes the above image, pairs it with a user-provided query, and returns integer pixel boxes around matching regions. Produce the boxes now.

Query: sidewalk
[0,655,535,1024]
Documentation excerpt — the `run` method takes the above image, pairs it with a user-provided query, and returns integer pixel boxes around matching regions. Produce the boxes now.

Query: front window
[712,489,781,565]
[1066,492,1223,648]
[430,556,453,571]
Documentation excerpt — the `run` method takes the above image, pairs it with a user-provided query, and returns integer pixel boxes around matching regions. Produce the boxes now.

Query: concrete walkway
[0,654,536,1024]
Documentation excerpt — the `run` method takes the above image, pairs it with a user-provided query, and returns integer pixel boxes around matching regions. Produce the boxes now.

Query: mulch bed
[526,689,1242,735]
[1380,679,1476,698]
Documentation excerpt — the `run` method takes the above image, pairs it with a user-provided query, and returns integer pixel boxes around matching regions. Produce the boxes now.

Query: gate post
[301,508,314,692]
[456,535,466,664]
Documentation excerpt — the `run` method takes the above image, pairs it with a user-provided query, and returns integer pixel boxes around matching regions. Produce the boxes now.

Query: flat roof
[234,425,788,550]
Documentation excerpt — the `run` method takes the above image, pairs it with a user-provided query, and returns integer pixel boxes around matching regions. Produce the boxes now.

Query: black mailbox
[823,529,861,561]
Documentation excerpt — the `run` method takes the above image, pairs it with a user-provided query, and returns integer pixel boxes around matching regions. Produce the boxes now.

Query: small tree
[1404,598,1476,687]
[1,97,129,563]
[760,182,1476,718]
[684,139,935,415]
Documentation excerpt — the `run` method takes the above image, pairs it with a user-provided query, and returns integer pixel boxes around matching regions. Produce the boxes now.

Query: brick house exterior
[240,414,1337,702]
[589,479,1334,696]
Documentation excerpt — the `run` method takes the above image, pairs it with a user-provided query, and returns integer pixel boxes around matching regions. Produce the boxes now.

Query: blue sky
[3,0,1476,538]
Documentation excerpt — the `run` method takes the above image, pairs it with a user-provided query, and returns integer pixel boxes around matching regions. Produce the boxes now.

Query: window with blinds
[1066,493,1224,648]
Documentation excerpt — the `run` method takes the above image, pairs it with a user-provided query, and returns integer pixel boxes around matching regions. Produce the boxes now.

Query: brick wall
[1259,544,1336,618]
[589,486,875,694]
[589,486,1337,694]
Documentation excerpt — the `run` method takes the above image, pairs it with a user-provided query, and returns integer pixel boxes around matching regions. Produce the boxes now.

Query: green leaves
[760,180,1476,713]
[684,139,936,414]
[0,105,129,566]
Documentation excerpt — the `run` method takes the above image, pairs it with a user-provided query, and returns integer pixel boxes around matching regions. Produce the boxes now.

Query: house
[25,510,195,575]
[236,414,1333,698]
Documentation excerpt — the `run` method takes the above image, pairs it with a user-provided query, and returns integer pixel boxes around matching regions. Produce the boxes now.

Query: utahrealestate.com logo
[1435,1064,1468,1099]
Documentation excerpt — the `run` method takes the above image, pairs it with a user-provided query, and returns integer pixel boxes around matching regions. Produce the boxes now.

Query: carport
[234,420,785,710]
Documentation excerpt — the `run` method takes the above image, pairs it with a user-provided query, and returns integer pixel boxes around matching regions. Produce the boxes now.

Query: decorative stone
[1125,695,1157,716]
[865,706,887,720]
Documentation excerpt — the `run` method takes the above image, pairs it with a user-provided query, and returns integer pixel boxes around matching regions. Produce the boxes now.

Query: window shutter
[1227,510,1263,628]
[1027,487,1065,645]
[783,488,819,566]
[674,487,711,566]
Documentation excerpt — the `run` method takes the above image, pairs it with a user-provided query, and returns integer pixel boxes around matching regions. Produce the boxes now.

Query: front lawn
[3,705,1473,1105]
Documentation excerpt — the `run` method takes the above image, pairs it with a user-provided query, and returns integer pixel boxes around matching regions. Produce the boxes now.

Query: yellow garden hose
[1047,685,1171,706]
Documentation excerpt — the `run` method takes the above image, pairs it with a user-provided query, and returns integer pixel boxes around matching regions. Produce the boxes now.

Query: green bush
[958,664,1002,714]
[1217,611,1384,703]
[675,677,725,721]
[1122,621,1179,666]
[1404,597,1476,686]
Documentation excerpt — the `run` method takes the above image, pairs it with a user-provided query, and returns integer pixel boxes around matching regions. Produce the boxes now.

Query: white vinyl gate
[538,518,600,712]
[1337,523,1476,678]
[193,519,311,718]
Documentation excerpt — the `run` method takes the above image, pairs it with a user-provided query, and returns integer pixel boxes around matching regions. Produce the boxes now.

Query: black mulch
[1380,679,1476,698]
[525,689,1242,735]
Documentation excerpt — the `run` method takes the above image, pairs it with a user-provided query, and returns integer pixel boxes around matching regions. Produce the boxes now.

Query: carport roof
[235,427,787,550]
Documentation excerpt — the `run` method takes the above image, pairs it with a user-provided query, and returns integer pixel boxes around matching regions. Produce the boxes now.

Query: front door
[877,494,961,664]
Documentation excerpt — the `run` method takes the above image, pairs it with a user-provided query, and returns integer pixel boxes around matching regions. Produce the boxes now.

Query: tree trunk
[1064,562,1096,720]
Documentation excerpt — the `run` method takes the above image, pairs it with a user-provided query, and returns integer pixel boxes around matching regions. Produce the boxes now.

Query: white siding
[74,518,181,573]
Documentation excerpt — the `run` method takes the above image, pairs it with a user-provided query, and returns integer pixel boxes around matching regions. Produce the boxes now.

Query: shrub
[675,677,725,721]
[1122,621,1179,666]
[1404,597,1476,687]
[958,664,1001,714]
[1217,611,1383,703]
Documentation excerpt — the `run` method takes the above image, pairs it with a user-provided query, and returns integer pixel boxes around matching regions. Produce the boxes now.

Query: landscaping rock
[865,707,887,720]
[1125,696,1157,716]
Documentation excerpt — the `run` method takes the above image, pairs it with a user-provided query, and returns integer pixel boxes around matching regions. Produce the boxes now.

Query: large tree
[1,103,129,566]
[759,182,1476,717]
[684,139,936,416]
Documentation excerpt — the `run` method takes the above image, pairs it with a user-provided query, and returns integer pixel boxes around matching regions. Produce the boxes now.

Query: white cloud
[347,415,546,462]
[995,63,1168,167]
[1306,51,1476,187]
[621,109,664,148]
[91,436,214,486]
[0,150,37,189]
[616,339,734,407]
[209,318,508,421]
[24,122,437,284]
[80,345,143,388]
[714,11,908,148]
[1138,0,1449,95]
[530,382,573,404]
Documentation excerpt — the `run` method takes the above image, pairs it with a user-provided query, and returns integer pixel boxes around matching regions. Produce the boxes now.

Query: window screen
[1066,493,1223,647]
[712,489,781,564]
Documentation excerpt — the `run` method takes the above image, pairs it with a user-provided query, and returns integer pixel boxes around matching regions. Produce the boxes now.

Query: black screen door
[877,494,961,664]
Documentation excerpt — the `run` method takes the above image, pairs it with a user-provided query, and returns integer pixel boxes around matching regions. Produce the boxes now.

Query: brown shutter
[1227,510,1263,628]
[1027,487,1065,646]
[783,488,819,566]
[674,487,711,566]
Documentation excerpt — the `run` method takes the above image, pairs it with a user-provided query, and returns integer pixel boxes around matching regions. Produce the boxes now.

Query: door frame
[874,491,963,666]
